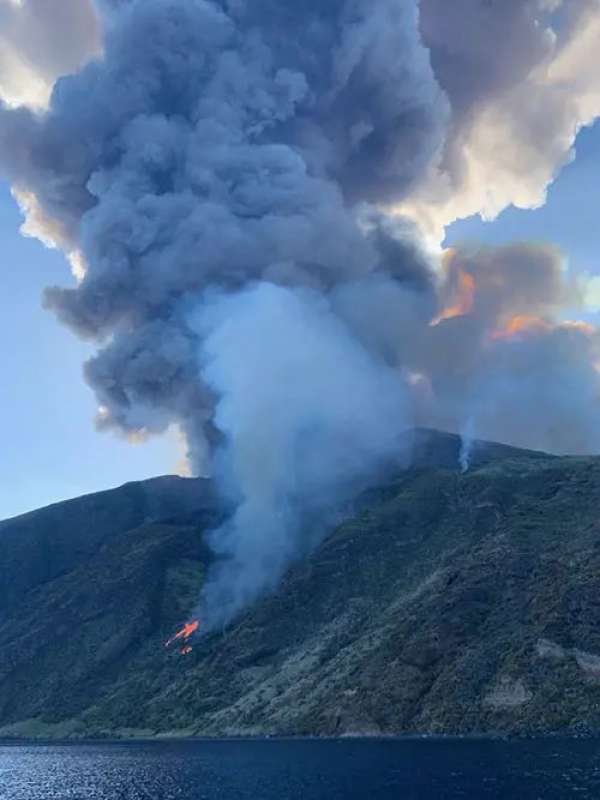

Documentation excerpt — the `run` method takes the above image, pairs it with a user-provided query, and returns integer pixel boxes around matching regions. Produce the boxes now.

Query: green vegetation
[2,432,600,738]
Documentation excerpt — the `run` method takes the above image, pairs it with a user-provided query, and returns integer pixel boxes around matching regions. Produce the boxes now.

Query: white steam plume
[193,282,410,626]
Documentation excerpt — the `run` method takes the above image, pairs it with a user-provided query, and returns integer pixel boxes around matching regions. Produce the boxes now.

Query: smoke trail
[459,419,475,474]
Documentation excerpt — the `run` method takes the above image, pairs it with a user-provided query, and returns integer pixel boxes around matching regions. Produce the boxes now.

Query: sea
[1,738,600,799]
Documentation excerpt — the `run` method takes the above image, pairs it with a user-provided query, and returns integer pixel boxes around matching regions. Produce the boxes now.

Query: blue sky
[446,123,600,279]
[1,121,599,520]
[0,183,180,520]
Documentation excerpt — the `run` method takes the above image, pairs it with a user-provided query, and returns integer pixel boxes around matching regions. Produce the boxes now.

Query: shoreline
[0,731,596,746]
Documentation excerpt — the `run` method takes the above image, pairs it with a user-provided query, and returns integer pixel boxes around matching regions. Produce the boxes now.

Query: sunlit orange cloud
[431,262,476,326]
[561,320,597,336]
[491,315,551,341]
[491,316,597,342]
[164,620,200,649]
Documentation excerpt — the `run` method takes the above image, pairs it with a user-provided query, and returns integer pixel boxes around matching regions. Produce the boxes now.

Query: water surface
[1,738,600,799]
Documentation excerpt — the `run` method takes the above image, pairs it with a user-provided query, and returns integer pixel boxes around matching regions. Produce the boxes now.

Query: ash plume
[1,0,600,626]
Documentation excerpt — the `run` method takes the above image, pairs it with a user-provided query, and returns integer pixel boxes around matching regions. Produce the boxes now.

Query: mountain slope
[2,431,600,738]
[0,475,215,613]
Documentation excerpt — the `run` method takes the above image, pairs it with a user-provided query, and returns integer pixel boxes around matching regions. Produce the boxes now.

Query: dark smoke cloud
[0,0,445,450]
[1,0,600,625]
[324,236,600,459]
[0,0,445,625]
[415,243,600,457]
[439,243,580,324]
[420,0,556,115]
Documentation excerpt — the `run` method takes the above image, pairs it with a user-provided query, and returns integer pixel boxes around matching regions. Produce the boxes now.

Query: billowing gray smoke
[1,0,600,626]
[0,0,444,625]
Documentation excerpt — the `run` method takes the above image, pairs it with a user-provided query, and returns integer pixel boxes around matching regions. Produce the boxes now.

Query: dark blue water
[1,738,600,799]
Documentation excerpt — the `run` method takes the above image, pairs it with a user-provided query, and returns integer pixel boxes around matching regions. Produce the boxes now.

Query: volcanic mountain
[1,430,600,739]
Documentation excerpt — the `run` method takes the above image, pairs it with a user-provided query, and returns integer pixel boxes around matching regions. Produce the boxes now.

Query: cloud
[415,242,600,456]
[400,0,600,241]
[0,0,100,108]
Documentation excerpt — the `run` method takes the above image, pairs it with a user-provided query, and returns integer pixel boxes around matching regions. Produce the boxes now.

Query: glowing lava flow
[165,620,200,655]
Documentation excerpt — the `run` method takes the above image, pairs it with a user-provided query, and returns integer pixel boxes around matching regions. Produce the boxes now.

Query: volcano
[1,430,600,739]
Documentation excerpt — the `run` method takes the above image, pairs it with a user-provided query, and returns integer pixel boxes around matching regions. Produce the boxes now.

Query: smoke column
[459,418,475,474]
[1,0,600,626]
[193,283,412,625]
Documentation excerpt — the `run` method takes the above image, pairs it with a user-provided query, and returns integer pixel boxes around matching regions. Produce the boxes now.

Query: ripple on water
[1,738,600,800]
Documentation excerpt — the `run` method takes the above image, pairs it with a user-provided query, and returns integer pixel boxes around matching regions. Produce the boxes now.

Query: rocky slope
[1,430,600,738]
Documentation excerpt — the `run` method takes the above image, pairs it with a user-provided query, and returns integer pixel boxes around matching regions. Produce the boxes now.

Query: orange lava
[165,620,200,649]
[432,269,476,326]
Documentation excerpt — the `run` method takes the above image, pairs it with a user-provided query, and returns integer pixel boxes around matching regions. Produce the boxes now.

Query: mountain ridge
[1,429,600,739]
